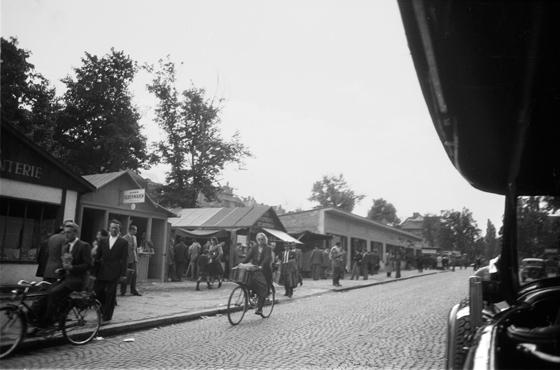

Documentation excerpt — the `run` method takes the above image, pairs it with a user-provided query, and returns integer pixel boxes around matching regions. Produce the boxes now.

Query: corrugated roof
[83,171,127,189]
[170,206,271,229]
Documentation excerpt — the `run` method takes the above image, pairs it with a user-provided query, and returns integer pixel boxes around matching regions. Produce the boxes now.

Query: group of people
[167,237,225,291]
[35,219,141,327]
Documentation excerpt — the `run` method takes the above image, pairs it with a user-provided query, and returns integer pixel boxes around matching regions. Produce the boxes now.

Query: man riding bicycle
[38,220,92,327]
[242,232,273,316]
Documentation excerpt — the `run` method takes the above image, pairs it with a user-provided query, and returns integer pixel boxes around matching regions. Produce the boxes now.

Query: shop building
[0,123,95,284]
[279,208,423,270]
[79,170,176,282]
[170,206,301,275]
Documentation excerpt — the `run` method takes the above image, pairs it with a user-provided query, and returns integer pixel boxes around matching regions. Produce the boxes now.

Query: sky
[1,0,505,232]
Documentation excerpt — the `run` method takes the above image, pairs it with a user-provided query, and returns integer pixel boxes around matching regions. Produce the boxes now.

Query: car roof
[398,1,560,196]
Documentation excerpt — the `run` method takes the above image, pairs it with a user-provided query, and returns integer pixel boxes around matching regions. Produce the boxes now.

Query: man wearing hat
[39,220,92,327]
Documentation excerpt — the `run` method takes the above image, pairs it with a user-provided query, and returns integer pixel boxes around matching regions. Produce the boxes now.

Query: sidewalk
[102,268,442,335]
[19,269,444,349]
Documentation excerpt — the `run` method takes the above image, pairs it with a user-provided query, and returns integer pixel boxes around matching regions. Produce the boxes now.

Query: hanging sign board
[122,189,145,204]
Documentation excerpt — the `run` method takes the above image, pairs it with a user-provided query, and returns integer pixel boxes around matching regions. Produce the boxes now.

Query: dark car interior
[398,0,560,368]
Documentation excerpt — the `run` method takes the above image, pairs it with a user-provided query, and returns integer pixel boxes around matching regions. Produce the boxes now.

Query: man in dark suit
[173,236,188,282]
[39,220,92,327]
[36,226,66,283]
[94,219,128,323]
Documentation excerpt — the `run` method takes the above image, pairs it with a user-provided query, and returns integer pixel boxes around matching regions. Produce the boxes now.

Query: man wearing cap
[36,224,66,283]
[39,221,92,327]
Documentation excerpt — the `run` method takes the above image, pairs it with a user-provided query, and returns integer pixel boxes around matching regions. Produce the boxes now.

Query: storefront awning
[263,228,303,244]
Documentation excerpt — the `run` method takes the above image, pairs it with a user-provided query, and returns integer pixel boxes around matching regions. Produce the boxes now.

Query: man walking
[94,219,128,323]
[173,236,188,281]
[329,242,345,287]
[120,224,141,296]
[310,245,323,280]
[186,239,201,280]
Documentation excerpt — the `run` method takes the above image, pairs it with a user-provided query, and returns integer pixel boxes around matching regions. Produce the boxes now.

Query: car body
[398,1,560,369]
[520,258,546,283]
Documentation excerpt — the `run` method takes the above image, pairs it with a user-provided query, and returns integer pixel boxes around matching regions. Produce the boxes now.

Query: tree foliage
[1,37,62,155]
[517,196,560,258]
[484,219,499,260]
[422,214,442,248]
[56,49,148,174]
[439,208,480,258]
[309,174,365,212]
[147,58,251,208]
[367,198,401,226]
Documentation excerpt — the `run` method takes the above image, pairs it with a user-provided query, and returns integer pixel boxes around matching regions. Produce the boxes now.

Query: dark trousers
[94,279,118,321]
[41,279,80,326]
[311,264,321,280]
[175,262,186,281]
[120,262,138,294]
[332,265,344,286]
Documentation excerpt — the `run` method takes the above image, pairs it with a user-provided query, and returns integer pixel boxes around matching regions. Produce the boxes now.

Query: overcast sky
[2,0,505,232]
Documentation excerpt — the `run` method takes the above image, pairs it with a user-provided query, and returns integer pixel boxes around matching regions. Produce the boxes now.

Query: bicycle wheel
[227,286,247,326]
[0,306,25,359]
[260,285,275,318]
[62,300,101,345]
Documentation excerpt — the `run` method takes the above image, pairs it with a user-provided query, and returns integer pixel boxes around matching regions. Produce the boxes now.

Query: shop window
[0,197,59,262]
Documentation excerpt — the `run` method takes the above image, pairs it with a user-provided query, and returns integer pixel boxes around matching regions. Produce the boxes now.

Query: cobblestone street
[2,269,471,369]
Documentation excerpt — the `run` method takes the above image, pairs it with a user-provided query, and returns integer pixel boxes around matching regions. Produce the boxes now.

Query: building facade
[279,208,423,270]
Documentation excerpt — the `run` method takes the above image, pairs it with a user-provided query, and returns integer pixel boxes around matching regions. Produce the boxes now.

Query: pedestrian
[436,254,443,270]
[350,248,363,280]
[279,244,298,298]
[360,249,369,280]
[243,232,273,316]
[207,238,224,286]
[294,245,303,286]
[166,238,177,282]
[173,236,188,282]
[185,239,201,280]
[36,225,66,283]
[310,245,323,280]
[329,242,345,287]
[120,224,141,296]
[39,221,92,327]
[196,248,211,290]
[321,247,331,279]
[385,253,394,277]
[93,220,128,324]
[416,254,424,273]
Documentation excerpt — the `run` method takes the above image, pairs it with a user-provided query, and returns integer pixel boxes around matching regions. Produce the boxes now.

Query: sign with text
[122,189,145,204]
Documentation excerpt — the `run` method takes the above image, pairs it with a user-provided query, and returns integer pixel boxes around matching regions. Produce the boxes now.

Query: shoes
[120,292,125,296]
[254,309,263,316]
[132,291,142,296]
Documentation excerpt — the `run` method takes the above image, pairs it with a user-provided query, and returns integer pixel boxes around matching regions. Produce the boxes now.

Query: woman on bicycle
[243,232,272,316]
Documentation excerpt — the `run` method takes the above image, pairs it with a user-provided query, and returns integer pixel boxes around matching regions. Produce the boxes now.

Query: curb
[14,270,445,353]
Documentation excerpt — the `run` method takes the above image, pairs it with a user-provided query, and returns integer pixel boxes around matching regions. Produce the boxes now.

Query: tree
[1,37,62,155]
[484,219,499,260]
[367,198,401,226]
[56,49,148,174]
[147,58,251,208]
[308,174,365,212]
[422,214,442,249]
[439,208,480,258]
[517,196,560,258]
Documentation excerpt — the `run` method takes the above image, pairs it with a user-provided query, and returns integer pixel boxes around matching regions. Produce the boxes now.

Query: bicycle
[0,280,102,359]
[227,266,275,326]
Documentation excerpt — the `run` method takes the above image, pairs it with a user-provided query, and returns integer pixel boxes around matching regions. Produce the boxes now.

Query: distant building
[280,207,422,271]
[401,212,442,255]
[197,183,245,208]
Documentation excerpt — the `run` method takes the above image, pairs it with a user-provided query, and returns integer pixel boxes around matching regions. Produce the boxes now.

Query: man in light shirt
[93,219,128,324]
[120,224,141,296]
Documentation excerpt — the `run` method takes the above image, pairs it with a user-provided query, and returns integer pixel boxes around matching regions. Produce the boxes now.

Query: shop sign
[1,159,42,179]
[122,189,145,204]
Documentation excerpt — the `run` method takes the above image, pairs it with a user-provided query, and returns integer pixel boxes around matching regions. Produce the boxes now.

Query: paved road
[3,269,472,369]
